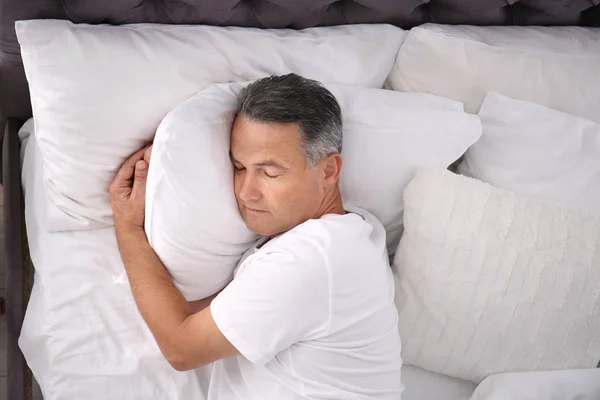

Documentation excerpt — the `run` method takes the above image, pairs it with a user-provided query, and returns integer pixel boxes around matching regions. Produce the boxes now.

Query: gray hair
[235,73,343,168]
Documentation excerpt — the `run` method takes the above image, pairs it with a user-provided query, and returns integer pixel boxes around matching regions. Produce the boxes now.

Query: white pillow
[16,19,407,231]
[470,369,600,400]
[458,92,600,216]
[387,24,600,123]
[145,83,257,301]
[146,83,481,300]
[393,167,600,383]
[402,365,476,400]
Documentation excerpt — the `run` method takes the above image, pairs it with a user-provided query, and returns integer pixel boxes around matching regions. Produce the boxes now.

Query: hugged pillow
[387,24,600,123]
[146,83,481,300]
[16,19,406,231]
[145,84,258,301]
[470,369,600,400]
[394,168,600,383]
[459,92,600,215]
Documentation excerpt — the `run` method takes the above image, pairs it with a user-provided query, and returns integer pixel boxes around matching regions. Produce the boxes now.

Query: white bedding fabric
[459,92,600,216]
[394,167,600,383]
[387,24,600,123]
[470,369,600,400]
[18,121,476,399]
[19,124,212,399]
[16,19,406,232]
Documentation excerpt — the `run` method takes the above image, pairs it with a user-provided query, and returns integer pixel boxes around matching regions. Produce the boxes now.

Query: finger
[125,147,150,169]
[143,145,153,164]
[131,160,148,200]
[112,147,150,189]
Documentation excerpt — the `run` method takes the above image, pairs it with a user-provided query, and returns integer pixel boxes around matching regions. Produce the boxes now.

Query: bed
[2,1,600,400]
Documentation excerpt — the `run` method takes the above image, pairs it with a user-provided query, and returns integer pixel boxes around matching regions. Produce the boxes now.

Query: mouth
[244,205,268,214]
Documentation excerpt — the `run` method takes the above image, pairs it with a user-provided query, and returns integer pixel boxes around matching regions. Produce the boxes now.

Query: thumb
[131,160,148,198]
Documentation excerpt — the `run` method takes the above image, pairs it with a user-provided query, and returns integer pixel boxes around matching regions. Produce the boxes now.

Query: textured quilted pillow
[387,24,600,123]
[16,19,406,231]
[145,83,481,300]
[393,167,600,383]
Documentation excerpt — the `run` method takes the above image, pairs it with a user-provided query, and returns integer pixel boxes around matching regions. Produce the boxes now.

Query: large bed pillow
[393,167,600,383]
[146,83,481,300]
[16,19,406,231]
[387,24,600,123]
[458,92,600,215]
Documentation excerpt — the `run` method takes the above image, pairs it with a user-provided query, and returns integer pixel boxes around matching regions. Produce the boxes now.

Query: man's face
[231,115,325,237]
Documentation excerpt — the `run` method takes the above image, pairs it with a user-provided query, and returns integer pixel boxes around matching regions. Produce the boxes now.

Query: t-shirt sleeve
[210,246,330,366]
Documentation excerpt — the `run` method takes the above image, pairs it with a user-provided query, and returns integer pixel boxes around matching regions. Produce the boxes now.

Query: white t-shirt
[209,205,403,399]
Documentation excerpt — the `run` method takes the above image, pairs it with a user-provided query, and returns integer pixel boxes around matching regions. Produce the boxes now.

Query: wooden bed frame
[1,1,599,399]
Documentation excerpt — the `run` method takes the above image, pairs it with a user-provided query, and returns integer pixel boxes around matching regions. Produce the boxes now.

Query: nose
[236,171,261,203]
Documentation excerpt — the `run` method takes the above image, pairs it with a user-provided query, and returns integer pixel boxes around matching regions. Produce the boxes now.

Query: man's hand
[110,145,153,232]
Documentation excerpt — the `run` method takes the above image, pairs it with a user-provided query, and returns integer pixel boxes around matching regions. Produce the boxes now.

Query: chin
[242,219,280,237]
[247,225,275,237]
[252,228,272,236]
[241,209,290,237]
[242,216,270,236]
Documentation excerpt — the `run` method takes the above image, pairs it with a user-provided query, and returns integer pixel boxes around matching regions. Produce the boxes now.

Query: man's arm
[110,147,238,371]
[188,293,220,314]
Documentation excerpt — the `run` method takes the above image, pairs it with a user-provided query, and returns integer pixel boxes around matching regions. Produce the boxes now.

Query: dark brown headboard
[1,0,599,126]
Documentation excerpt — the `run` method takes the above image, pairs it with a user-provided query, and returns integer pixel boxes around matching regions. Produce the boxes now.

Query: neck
[268,187,345,240]
[314,186,345,219]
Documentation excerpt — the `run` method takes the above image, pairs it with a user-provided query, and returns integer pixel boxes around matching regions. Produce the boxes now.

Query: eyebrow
[253,160,289,169]
[229,152,289,170]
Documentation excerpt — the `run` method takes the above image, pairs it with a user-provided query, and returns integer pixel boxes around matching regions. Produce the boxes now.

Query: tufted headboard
[0,0,599,127]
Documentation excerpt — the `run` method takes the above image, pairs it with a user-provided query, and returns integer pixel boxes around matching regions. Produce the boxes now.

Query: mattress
[18,120,476,399]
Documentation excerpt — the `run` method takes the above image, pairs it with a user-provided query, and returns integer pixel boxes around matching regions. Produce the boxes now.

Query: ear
[321,153,342,186]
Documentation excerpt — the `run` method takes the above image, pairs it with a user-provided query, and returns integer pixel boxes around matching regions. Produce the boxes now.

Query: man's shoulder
[262,207,383,262]
[239,229,331,286]
[259,223,332,264]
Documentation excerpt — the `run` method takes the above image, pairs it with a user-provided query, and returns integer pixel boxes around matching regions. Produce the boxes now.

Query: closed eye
[264,170,281,179]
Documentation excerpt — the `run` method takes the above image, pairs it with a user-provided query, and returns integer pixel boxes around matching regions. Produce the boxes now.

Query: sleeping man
[109,73,403,399]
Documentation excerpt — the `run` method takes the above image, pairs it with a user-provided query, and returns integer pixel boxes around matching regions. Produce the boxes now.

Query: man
[110,73,403,399]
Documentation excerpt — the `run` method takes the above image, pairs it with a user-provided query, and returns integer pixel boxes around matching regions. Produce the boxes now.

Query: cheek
[261,179,288,206]
[268,175,321,211]
[232,174,241,199]
[233,173,240,191]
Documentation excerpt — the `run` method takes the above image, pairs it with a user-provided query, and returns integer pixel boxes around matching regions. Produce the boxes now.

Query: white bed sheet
[18,120,476,400]
[19,125,211,399]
